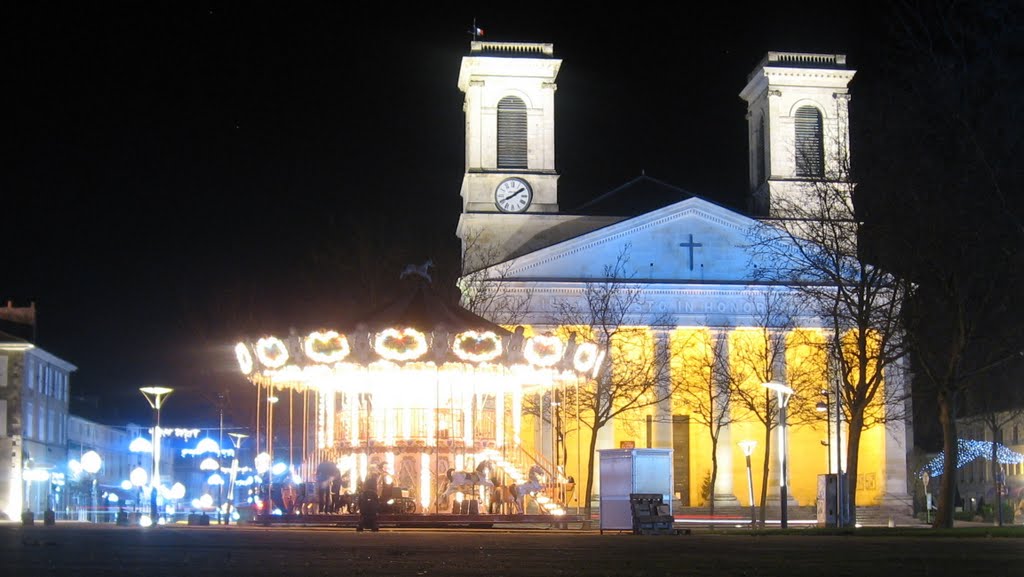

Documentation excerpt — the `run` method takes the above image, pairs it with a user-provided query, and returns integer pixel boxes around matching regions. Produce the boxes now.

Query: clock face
[495,178,533,213]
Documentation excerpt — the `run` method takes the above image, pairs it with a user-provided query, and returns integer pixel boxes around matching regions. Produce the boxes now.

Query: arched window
[794,106,824,177]
[497,96,527,169]
[754,114,766,185]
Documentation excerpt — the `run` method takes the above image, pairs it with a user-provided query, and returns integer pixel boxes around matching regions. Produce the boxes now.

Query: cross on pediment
[678,234,703,271]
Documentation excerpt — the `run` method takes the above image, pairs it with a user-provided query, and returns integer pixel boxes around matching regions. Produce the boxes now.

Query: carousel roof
[233,263,604,386]
[346,274,511,337]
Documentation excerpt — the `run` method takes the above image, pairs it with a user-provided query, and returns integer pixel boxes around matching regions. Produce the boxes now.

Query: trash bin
[21,511,35,525]
[44,509,56,526]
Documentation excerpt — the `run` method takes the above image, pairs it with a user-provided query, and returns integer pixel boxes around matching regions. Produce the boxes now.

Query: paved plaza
[2,522,1021,576]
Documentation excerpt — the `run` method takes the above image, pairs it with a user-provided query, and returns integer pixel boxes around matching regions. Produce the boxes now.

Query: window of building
[795,105,824,177]
[25,400,34,439]
[497,96,527,169]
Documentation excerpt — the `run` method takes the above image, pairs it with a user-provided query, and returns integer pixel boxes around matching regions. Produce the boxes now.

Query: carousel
[233,265,598,526]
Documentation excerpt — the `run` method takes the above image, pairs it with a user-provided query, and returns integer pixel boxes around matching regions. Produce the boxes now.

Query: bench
[629,493,678,535]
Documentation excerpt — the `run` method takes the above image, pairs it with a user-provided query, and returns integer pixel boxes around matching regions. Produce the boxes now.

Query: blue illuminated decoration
[920,438,1024,477]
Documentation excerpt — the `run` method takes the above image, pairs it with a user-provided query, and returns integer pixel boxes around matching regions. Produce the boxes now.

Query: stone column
[711,329,739,506]
[766,330,799,506]
[652,331,673,449]
[879,357,913,517]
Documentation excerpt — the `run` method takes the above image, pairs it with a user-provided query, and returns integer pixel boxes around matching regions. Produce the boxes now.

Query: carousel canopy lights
[452,330,503,363]
[920,438,1024,477]
[375,328,429,361]
[235,342,254,375]
[256,336,289,369]
[304,330,351,363]
[524,335,564,367]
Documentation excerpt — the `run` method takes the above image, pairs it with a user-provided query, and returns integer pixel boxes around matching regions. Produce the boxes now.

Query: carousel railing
[486,446,572,515]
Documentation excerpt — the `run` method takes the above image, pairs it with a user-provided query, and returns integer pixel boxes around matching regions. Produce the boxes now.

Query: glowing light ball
[169,482,186,500]
[194,438,220,455]
[81,450,102,474]
[130,466,149,487]
[200,457,220,471]
[129,437,153,453]
[139,515,153,527]
[254,452,271,474]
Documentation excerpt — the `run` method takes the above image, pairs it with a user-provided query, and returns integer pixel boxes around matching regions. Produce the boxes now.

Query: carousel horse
[510,465,547,513]
[441,459,494,500]
[489,482,519,514]
[400,259,434,283]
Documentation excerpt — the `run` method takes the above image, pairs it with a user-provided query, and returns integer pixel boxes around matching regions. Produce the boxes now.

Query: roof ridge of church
[572,173,697,214]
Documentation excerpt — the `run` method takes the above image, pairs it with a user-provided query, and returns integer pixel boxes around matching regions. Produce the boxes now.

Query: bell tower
[456,41,562,270]
[740,52,856,218]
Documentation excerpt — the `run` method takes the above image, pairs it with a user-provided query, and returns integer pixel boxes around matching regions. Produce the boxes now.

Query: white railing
[471,41,554,56]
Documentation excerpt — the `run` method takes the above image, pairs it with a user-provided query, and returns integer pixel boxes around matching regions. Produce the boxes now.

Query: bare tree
[458,230,533,327]
[552,244,673,518]
[724,289,818,525]
[675,327,731,517]
[859,0,1024,528]
[747,71,913,521]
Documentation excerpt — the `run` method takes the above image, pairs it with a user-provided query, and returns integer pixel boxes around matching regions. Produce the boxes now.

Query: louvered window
[497,96,527,169]
[755,115,766,185]
[794,106,824,177]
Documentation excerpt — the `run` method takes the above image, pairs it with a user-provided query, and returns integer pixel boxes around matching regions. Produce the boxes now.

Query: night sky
[4,4,917,428]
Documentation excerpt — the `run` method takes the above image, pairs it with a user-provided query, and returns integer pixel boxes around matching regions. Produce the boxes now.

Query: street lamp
[762,381,793,529]
[266,395,279,515]
[738,440,757,527]
[225,432,248,525]
[130,466,148,515]
[140,385,172,522]
[815,389,832,475]
[81,450,102,523]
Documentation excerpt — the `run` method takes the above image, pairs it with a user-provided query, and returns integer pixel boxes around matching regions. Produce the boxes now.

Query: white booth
[598,448,673,532]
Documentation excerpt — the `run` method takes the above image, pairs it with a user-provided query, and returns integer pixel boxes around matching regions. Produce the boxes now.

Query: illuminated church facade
[455,42,912,514]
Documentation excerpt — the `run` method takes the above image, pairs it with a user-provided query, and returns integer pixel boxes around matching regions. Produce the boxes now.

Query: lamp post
[225,433,248,525]
[266,395,278,515]
[139,387,173,506]
[815,390,832,475]
[130,466,148,516]
[738,440,757,527]
[81,450,102,523]
[762,381,793,529]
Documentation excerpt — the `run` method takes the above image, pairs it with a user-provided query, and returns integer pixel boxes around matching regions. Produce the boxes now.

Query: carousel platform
[252,513,584,529]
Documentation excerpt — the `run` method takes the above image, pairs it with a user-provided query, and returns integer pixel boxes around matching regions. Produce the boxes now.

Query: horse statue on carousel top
[441,459,494,501]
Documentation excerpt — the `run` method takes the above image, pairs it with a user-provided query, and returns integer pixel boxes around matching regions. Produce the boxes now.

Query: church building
[455,41,912,517]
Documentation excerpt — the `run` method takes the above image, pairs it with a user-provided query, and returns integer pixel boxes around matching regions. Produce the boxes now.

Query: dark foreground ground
[2,523,1021,577]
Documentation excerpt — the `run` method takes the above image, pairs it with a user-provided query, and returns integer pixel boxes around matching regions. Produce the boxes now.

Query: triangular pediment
[480,197,785,284]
